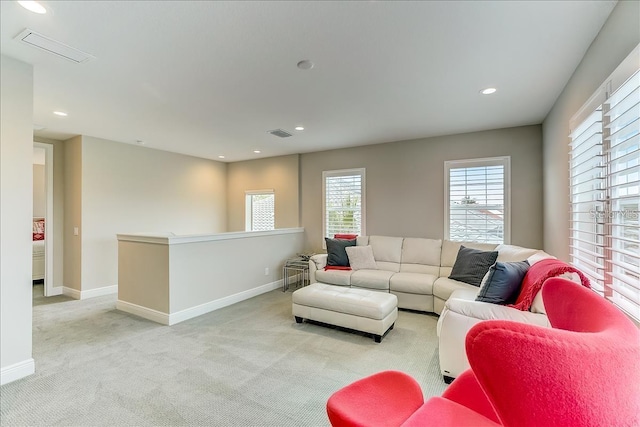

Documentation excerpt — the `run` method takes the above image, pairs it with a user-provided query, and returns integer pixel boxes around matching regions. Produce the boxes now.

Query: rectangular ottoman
[292,283,398,342]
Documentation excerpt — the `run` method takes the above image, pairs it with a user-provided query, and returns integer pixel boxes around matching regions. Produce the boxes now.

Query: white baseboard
[116,279,283,326]
[116,300,170,325]
[47,286,63,296]
[1,358,35,386]
[63,285,117,300]
[62,286,81,299]
[168,279,283,325]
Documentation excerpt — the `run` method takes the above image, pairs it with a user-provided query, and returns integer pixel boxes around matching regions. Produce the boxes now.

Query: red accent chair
[326,277,640,426]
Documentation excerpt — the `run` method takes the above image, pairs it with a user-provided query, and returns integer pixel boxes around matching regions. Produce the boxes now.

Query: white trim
[322,168,366,246]
[117,227,303,245]
[34,142,54,297]
[116,300,170,325]
[168,279,283,325]
[62,286,81,299]
[444,156,511,244]
[116,280,283,326]
[1,358,35,386]
[63,285,117,300]
[570,44,639,131]
[245,189,275,232]
[245,189,274,195]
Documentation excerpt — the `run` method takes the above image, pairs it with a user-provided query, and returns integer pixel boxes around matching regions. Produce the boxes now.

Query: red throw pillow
[334,234,358,240]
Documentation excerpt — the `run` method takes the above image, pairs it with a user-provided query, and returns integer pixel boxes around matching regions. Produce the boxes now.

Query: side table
[283,257,310,292]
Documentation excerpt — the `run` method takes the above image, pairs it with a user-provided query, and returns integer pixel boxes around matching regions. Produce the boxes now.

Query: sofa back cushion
[496,244,541,262]
[440,240,498,277]
[400,238,442,275]
[356,236,369,246]
[369,236,403,272]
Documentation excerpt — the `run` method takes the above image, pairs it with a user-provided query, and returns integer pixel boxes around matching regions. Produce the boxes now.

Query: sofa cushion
[495,244,540,262]
[449,246,499,287]
[369,236,403,272]
[351,269,394,290]
[434,277,479,302]
[476,261,529,305]
[390,272,436,295]
[292,283,397,320]
[326,237,356,267]
[401,238,442,265]
[346,246,378,271]
[315,269,353,287]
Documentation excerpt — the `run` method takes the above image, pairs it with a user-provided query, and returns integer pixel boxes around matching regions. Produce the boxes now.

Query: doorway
[33,142,59,297]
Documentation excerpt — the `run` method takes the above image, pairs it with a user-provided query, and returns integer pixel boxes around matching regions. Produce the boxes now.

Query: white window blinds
[569,108,606,291]
[605,70,640,321]
[445,157,510,244]
[323,169,365,239]
[570,65,640,322]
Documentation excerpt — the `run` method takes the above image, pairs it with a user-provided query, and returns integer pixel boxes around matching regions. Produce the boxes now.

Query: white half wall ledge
[116,279,283,325]
[117,227,304,245]
[62,285,117,300]
[0,358,35,386]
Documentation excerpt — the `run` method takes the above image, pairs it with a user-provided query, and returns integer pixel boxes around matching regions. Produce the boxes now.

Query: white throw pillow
[345,245,378,271]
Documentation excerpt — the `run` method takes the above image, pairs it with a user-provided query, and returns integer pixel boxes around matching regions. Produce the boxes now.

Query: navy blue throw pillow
[476,260,530,305]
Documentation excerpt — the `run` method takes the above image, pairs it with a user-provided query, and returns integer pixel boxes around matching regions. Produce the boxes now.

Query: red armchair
[327,277,640,426]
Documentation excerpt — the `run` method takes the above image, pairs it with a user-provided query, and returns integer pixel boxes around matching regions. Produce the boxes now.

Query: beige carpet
[1,285,446,426]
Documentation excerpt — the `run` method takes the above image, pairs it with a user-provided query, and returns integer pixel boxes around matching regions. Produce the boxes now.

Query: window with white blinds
[323,169,365,240]
[245,190,274,231]
[570,66,639,322]
[444,157,510,244]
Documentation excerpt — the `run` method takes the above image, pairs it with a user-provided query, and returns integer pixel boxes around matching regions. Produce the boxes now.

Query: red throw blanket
[510,258,590,311]
[325,266,352,271]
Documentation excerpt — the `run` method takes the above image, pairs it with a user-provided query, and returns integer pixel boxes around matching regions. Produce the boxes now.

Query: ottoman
[292,283,398,342]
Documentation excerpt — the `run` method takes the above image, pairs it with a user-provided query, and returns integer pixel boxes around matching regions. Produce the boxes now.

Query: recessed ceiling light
[253,150,261,154]
[480,87,497,95]
[297,60,314,70]
[295,126,304,131]
[53,111,68,117]
[218,155,225,159]
[18,1,47,14]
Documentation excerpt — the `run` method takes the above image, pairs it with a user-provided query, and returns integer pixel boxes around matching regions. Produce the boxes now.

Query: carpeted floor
[1,284,447,426]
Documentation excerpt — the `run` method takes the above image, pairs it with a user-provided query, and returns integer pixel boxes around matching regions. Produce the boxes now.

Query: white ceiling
[1,1,617,162]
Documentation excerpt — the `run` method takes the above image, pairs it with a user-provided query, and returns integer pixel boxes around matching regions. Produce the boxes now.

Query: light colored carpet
[1,285,447,426]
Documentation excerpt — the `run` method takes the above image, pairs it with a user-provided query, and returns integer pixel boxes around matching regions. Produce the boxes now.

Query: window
[570,49,639,322]
[323,168,365,240]
[444,157,510,244]
[245,190,274,231]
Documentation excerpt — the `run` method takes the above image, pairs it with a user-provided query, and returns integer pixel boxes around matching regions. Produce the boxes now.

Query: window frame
[444,156,511,244]
[322,168,366,244]
[569,43,640,323]
[245,189,275,232]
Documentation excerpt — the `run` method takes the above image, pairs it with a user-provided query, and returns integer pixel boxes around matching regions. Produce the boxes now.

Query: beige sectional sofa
[309,235,549,315]
[308,235,560,381]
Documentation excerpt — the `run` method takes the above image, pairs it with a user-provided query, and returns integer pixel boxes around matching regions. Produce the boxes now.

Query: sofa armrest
[309,254,327,284]
[445,298,550,327]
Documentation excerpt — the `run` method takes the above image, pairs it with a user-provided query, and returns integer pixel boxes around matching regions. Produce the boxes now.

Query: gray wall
[62,134,230,293]
[542,0,640,261]
[301,125,543,253]
[226,154,300,232]
[1,55,34,382]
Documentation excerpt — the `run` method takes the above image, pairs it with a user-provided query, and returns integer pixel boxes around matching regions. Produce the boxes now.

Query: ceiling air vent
[268,129,293,138]
[14,28,94,63]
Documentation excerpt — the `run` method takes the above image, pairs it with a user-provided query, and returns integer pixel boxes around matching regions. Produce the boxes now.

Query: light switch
[74,227,79,236]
